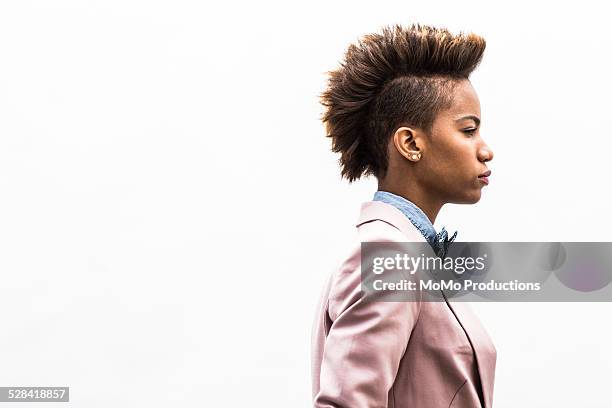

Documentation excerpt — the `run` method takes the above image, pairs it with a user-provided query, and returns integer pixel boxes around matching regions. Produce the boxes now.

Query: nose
[478,144,494,163]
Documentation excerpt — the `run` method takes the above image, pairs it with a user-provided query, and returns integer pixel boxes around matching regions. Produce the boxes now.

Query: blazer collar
[355,201,427,242]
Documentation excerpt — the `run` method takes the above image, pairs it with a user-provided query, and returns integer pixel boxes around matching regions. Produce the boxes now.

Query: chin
[469,195,482,204]
[450,191,482,204]
[469,190,483,203]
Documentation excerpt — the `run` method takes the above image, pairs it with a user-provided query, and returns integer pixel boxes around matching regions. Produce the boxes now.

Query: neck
[377,179,443,224]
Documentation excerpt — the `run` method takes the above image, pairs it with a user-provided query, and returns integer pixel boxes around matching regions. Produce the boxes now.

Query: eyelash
[463,128,477,136]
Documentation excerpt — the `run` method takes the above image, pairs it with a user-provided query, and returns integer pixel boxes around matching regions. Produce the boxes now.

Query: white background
[1,1,611,407]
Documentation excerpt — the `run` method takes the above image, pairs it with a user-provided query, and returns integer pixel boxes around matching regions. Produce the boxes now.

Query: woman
[311,23,497,407]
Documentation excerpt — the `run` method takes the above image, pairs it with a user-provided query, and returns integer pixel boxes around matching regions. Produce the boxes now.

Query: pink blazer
[311,201,497,408]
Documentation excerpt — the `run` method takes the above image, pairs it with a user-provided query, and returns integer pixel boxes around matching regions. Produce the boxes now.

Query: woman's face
[416,79,494,204]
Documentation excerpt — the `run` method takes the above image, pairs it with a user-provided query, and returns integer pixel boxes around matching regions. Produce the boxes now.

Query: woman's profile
[311,23,497,407]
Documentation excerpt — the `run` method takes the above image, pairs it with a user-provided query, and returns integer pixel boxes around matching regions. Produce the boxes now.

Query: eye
[463,128,477,136]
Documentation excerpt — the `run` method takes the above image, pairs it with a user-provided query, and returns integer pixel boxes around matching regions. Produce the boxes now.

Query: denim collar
[372,190,457,258]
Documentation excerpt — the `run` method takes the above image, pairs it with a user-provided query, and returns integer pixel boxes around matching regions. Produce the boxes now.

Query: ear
[392,126,423,162]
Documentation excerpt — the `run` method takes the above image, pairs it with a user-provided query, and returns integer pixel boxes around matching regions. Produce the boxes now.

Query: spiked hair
[319,23,486,182]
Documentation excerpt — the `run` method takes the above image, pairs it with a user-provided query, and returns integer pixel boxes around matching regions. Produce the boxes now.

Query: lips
[478,169,491,185]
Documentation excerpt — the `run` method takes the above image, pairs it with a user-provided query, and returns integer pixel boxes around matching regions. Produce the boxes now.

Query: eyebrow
[455,115,481,126]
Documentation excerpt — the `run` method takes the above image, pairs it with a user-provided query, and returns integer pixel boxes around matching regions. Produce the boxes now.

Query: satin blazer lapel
[442,300,496,408]
[356,200,495,408]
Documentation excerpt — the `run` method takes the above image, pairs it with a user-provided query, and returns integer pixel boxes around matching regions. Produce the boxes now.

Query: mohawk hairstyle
[319,23,486,182]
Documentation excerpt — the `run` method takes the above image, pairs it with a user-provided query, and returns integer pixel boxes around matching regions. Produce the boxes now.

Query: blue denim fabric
[372,191,457,259]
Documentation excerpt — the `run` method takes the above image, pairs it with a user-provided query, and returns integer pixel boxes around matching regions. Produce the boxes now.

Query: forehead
[442,79,481,118]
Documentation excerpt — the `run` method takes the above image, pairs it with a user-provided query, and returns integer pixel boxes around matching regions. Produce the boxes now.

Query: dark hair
[319,23,486,182]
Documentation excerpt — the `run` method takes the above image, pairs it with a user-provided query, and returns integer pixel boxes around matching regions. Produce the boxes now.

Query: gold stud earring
[410,152,421,161]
